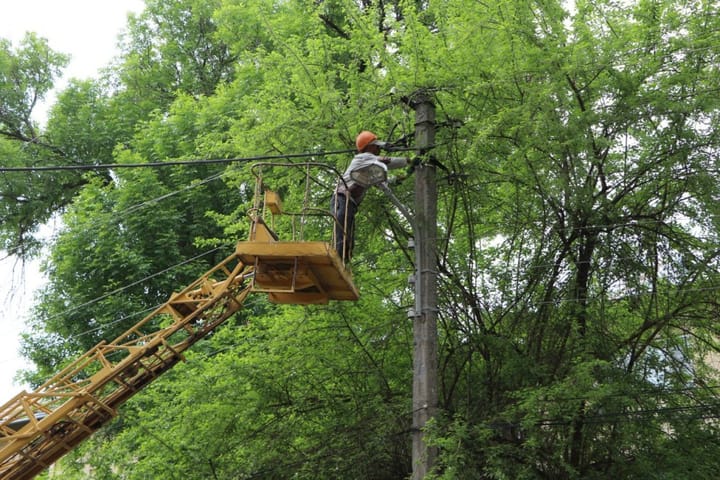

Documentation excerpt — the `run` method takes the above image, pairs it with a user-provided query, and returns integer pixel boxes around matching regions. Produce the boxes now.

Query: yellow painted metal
[0,237,356,478]
[248,217,279,242]
[236,240,359,304]
[264,190,283,215]
[242,169,359,305]
[0,254,253,480]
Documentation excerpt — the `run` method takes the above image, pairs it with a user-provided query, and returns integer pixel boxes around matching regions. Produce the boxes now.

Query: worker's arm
[380,156,410,169]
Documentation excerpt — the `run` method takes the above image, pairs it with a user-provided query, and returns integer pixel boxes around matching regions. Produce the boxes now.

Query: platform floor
[235,241,359,304]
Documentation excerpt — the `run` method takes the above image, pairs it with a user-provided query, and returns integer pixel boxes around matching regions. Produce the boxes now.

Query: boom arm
[0,251,253,480]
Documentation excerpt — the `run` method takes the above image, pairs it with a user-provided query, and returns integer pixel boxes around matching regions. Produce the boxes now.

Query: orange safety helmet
[356,130,379,152]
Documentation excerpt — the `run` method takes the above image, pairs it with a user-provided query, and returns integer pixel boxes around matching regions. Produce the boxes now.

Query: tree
[53,297,413,480]
[0,33,67,146]
[421,0,720,477]
[0,33,76,256]
[117,0,236,108]
[11,0,720,478]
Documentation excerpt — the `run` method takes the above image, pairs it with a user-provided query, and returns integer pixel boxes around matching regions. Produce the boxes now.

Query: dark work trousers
[330,191,357,263]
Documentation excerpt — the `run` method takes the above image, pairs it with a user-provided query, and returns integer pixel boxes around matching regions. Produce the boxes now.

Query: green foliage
[0,34,77,255]
[118,0,235,106]
[0,33,68,141]
[45,80,122,164]
[6,0,720,478]
[57,298,412,479]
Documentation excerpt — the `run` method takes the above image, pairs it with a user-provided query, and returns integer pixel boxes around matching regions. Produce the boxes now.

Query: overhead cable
[0,149,356,173]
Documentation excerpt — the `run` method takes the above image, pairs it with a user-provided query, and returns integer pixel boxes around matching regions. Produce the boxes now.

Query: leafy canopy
[4,0,720,478]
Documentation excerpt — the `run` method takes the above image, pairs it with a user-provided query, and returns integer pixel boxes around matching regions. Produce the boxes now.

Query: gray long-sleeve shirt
[336,152,407,204]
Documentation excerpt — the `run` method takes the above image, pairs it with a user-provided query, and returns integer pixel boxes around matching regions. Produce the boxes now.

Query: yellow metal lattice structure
[0,252,252,480]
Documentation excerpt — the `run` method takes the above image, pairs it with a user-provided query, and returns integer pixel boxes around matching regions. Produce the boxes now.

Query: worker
[331,130,410,262]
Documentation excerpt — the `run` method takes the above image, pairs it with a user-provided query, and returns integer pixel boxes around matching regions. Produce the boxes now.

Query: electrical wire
[0,149,355,173]
[0,144,426,175]
[6,174,236,344]
[19,158,712,353]
[20,176,720,350]
[64,169,231,239]
[39,244,231,327]
[7,12,720,472]
[15,157,346,350]
[8,130,719,371]
[0,160,232,268]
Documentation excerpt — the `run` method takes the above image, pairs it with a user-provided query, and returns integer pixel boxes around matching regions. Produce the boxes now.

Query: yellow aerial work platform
[237,178,359,304]
[0,162,358,480]
[237,239,358,304]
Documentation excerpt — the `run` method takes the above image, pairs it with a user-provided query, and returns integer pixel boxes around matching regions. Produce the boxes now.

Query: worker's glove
[406,157,421,175]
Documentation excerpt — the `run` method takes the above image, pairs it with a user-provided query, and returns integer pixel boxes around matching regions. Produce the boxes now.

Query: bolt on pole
[411,93,438,479]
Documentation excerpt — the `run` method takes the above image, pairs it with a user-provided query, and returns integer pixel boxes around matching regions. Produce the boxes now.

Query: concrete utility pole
[411,93,438,479]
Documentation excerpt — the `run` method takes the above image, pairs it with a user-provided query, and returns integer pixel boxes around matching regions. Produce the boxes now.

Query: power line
[41,244,231,327]
[68,170,230,237]
[11,172,235,324]
[0,149,355,173]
